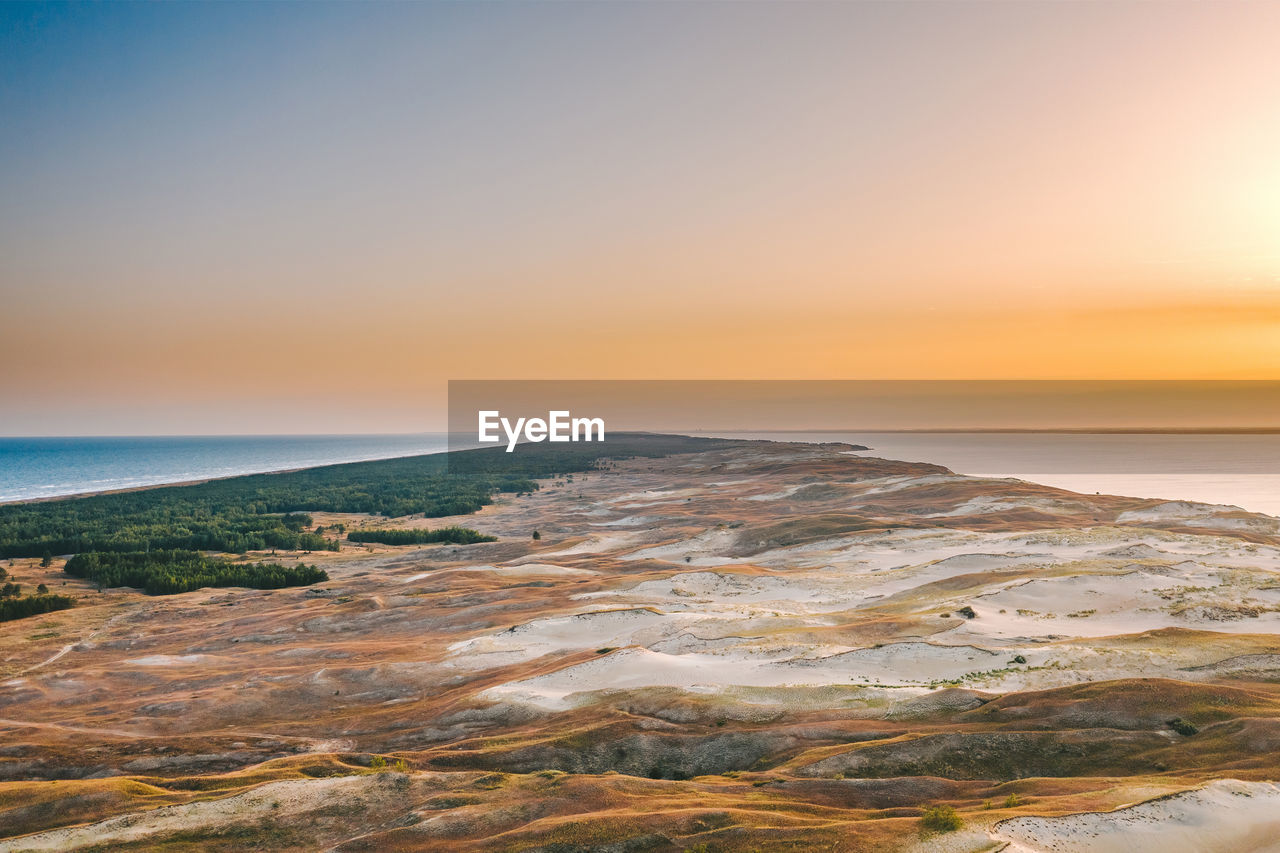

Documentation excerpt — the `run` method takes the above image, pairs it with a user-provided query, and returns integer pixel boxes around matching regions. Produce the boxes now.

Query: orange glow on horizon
[2,1,1280,433]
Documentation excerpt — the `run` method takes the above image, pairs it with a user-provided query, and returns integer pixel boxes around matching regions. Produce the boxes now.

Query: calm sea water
[0,434,449,502]
[704,432,1280,518]
[3,432,1279,517]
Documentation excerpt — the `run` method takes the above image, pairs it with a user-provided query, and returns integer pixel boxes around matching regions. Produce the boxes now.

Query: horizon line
[6,426,1280,439]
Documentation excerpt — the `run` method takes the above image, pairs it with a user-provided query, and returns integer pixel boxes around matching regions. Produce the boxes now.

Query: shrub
[1004,793,1024,807]
[1168,717,1199,736]
[920,804,964,833]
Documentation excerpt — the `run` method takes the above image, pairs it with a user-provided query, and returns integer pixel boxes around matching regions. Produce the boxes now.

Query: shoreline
[5,431,1280,516]
[0,452,445,507]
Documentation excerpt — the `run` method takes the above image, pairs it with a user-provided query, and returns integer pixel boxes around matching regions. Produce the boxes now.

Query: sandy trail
[17,642,77,675]
[18,608,137,675]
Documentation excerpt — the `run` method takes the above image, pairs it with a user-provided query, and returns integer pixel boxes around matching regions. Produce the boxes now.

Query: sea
[1,432,1278,518]
[703,432,1280,518]
[0,434,449,503]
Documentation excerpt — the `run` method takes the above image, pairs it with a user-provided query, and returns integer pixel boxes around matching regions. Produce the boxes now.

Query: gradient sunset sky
[3,1,1279,434]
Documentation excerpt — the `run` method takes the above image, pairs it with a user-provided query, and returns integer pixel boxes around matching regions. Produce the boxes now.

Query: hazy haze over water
[707,432,1280,517]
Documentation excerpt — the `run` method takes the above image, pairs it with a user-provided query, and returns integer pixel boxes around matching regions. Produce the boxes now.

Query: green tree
[346,527,492,546]
[0,435,733,559]
[1,593,73,622]
[921,804,963,833]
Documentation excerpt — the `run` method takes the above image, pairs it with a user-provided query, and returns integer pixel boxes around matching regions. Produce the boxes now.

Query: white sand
[994,780,1280,853]
[440,468,1280,705]
[574,570,854,613]
[447,607,686,668]
[791,641,1010,682]
[927,494,1096,518]
[744,484,808,501]
[479,640,1048,710]
[1118,502,1280,536]
[478,647,818,710]
[852,473,976,497]
[442,563,599,577]
[589,515,660,527]
[123,654,213,667]
[542,533,643,556]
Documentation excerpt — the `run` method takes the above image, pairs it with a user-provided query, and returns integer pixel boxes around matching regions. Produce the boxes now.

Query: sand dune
[995,780,1280,853]
[6,440,1280,850]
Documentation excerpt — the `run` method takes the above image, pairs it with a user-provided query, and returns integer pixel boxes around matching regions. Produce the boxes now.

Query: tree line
[0,593,74,622]
[64,550,328,595]
[347,526,496,546]
[0,434,739,559]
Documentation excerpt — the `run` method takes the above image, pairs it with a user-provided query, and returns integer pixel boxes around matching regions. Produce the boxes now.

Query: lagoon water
[706,432,1280,518]
[2,431,1279,518]
[0,434,449,502]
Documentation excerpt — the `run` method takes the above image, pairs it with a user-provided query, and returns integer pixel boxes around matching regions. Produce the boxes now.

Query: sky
[2,1,1279,434]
